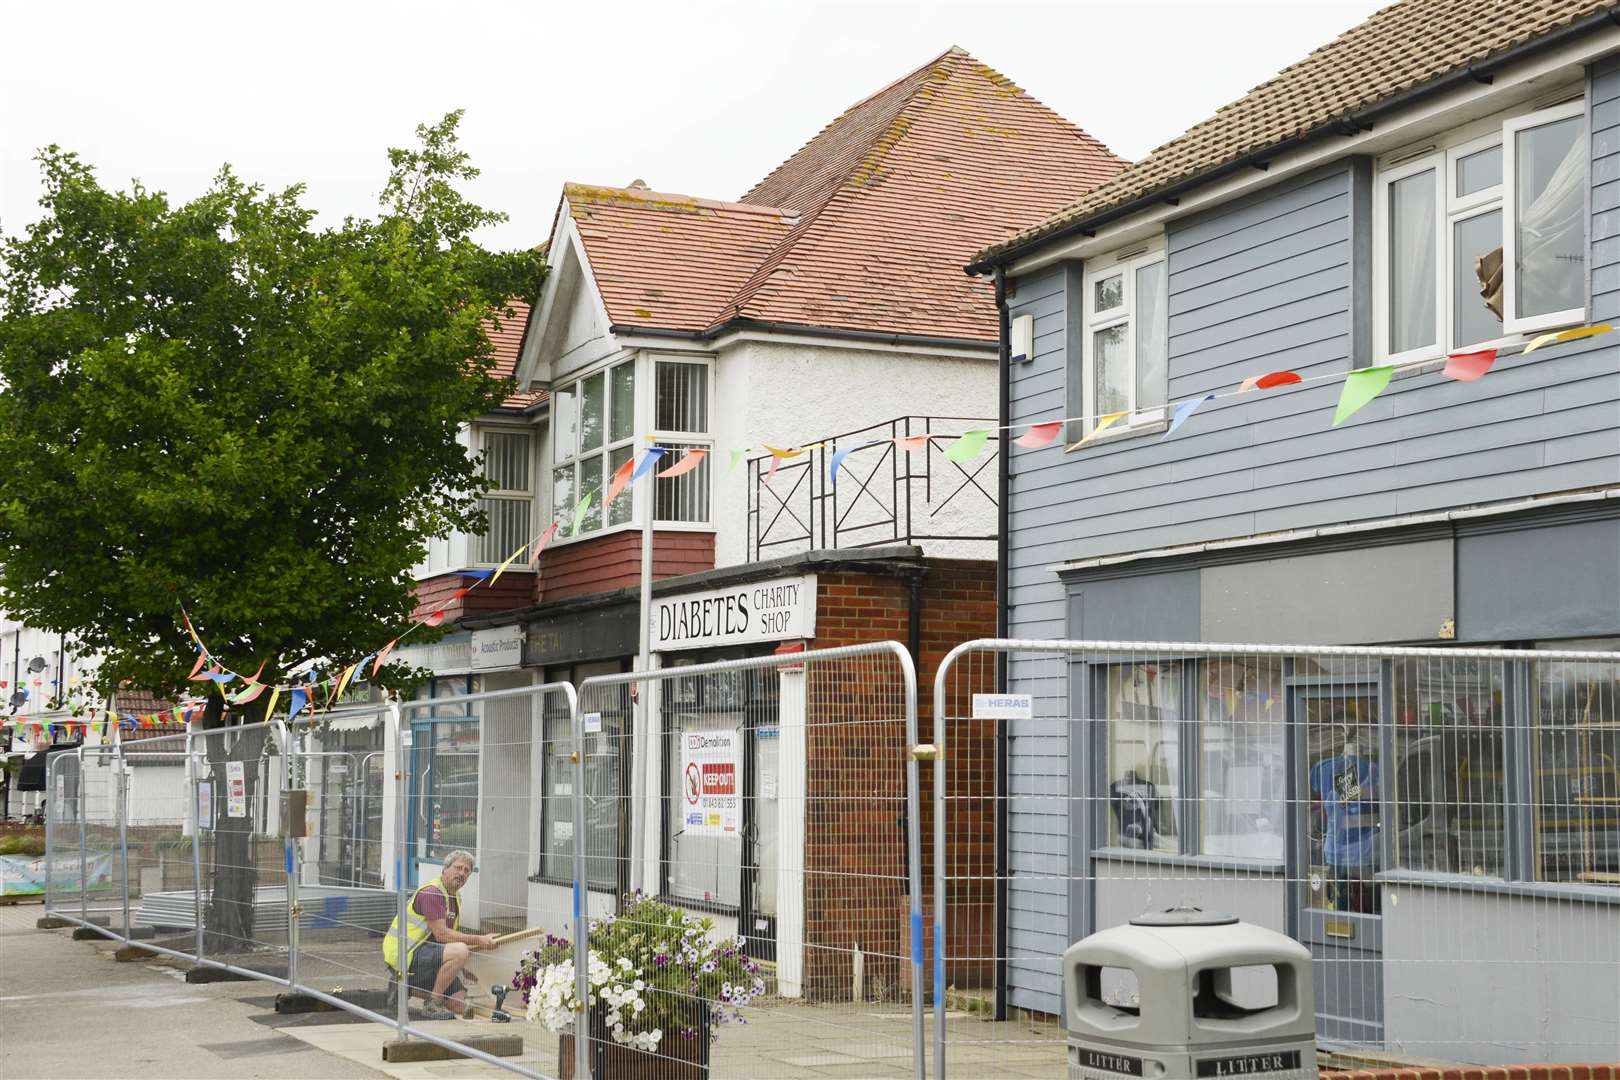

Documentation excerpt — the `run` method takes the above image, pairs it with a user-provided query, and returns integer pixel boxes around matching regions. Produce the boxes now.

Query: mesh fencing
[932,640,1620,1077]
[79,744,125,933]
[121,731,195,957]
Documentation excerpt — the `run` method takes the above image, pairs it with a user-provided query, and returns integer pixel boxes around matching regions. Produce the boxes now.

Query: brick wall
[801,560,997,1002]
[410,569,536,625]
[537,531,715,602]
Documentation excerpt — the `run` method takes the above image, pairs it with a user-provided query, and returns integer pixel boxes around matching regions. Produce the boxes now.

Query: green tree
[0,112,545,951]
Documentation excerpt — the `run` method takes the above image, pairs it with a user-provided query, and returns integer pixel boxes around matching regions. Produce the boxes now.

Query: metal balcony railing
[746,415,999,562]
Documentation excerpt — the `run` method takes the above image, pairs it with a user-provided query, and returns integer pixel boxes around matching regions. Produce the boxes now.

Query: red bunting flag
[603,455,637,511]
[894,434,930,453]
[1443,348,1497,382]
[1013,422,1062,449]
[527,523,559,569]
[372,639,399,677]
[1240,371,1302,392]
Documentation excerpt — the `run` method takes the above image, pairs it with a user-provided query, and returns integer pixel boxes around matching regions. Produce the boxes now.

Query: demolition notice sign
[681,730,739,836]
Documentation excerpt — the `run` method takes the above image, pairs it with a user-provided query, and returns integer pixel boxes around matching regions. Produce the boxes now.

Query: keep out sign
[681,730,739,836]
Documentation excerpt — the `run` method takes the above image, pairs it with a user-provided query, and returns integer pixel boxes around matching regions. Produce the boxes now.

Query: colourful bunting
[829,441,878,486]
[1066,411,1128,451]
[657,449,708,478]
[1013,422,1062,449]
[895,434,930,453]
[287,688,308,721]
[330,662,360,705]
[631,448,667,480]
[422,608,448,628]
[489,543,527,587]
[570,492,593,537]
[604,455,637,511]
[943,429,989,464]
[1164,395,1215,439]
[1240,371,1302,392]
[728,448,748,475]
[526,523,559,569]
[1333,365,1393,426]
[228,681,267,705]
[1523,323,1614,355]
[372,639,399,677]
[187,651,208,679]
[1443,348,1498,382]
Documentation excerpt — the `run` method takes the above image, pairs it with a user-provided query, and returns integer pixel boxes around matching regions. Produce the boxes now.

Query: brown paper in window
[1476,246,1504,321]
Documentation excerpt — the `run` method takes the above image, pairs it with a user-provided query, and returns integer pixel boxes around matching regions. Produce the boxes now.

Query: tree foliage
[0,112,545,699]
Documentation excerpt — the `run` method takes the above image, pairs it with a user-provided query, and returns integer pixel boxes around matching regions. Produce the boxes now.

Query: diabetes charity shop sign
[652,574,816,652]
[682,731,740,836]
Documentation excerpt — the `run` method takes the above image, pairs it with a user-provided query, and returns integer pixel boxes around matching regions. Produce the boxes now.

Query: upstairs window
[1079,243,1168,441]
[1376,98,1585,363]
[478,429,533,564]
[552,359,637,537]
[652,359,711,525]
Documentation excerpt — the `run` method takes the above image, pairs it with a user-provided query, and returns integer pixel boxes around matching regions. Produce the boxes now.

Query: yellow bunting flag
[330,662,360,706]
[489,541,528,587]
[1522,323,1614,355]
[1065,411,1128,451]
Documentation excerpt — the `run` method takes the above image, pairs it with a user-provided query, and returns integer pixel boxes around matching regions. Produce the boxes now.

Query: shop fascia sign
[651,574,816,652]
[470,624,524,671]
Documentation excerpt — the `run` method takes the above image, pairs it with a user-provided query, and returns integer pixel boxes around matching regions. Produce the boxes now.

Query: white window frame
[550,356,640,545]
[645,354,716,529]
[1502,99,1587,336]
[1373,96,1586,364]
[475,424,536,566]
[1079,240,1168,441]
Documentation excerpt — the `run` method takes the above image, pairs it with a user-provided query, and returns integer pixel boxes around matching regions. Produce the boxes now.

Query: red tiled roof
[564,47,1126,343]
[974,0,1618,265]
[485,300,546,411]
[115,688,175,716]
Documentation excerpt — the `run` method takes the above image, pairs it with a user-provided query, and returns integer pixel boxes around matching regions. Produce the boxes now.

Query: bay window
[478,429,533,564]
[1079,243,1167,440]
[1375,98,1586,362]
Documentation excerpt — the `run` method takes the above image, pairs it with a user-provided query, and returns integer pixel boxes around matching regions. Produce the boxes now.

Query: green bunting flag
[1333,365,1393,426]
[570,492,593,537]
[943,429,988,463]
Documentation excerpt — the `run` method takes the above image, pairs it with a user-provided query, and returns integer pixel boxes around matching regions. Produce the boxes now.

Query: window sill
[1064,418,1168,453]
[658,892,741,918]
[541,519,717,551]
[1374,317,1590,373]
[1374,868,1619,904]
[1091,847,1285,873]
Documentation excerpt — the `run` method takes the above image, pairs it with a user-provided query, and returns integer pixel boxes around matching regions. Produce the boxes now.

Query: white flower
[617,956,633,971]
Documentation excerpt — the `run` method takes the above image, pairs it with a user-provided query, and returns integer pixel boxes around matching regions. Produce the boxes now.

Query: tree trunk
[200,692,270,954]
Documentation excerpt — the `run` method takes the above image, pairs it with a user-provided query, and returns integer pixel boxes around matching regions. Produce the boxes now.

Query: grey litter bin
[1063,907,1316,1080]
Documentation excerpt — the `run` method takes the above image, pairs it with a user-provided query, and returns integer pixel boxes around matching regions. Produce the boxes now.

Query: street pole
[629,453,654,896]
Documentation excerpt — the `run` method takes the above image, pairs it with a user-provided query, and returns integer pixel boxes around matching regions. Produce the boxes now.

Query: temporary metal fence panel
[122,730,197,957]
[571,640,924,1080]
[931,639,1620,1078]
[78,743,125,934]
[43,750,85,920]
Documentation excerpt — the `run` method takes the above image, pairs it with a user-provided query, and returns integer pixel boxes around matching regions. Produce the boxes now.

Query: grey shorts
[407,940,466,998]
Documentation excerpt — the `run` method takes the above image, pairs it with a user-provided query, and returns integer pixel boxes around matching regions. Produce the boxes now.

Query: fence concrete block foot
[274,992,336,1014]
[125,925,155,940]
[71,926,113,940]
[35,916,74,929]
[114,945,158,962]
[382,1034,523,1063]
[185,966,256,984]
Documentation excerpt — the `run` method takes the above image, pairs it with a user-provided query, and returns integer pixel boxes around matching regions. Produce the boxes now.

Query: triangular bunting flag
[1333,365,1394,426]
[943,429,989,464]
[1012,422,1062,449]
[1065,411,1129,451]
[1164,395,1215,440]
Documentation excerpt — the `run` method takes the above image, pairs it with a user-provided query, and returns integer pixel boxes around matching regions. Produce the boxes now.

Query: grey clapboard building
[970,0,1620,1065]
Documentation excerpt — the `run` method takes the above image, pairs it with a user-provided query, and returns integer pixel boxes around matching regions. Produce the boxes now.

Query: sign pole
[629,455,655,896]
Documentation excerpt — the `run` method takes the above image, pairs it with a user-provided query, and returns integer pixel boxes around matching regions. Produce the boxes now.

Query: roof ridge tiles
[563,182,794,220]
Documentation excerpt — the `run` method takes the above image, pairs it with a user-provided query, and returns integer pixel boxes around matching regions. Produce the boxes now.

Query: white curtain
[1391,171,1437,352]
[1517,124,1585,317]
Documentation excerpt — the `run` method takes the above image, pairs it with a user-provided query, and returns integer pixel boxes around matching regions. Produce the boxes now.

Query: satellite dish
[26,656,47,673]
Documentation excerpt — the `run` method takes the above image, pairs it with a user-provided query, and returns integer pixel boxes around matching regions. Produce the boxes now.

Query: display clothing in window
[1310,753,1381,868]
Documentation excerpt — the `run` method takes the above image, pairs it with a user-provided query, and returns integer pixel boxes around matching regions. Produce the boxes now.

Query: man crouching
[383,849,497,1019]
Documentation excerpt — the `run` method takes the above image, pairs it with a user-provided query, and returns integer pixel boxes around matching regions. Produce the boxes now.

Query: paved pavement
[1,901,1070,1079]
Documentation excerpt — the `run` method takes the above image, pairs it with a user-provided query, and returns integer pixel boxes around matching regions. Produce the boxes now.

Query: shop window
[1375,96,1586,363]
[1390,657,1506,878]
[408,679,478,862]
[478,428,533,564]
[1104,662,1183,853]
[1531,645,1619,886]
[1200,658,1285,860]
[537,662,626,888]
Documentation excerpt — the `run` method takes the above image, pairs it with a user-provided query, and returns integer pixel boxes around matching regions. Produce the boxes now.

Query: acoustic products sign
[652,574,816,652]
[681,730,740,836]
[470,625,524,671]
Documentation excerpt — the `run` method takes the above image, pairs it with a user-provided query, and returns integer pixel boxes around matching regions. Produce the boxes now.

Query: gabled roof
[974,0,1620,267]
[559,46,1125,344]
[484,300,546,412]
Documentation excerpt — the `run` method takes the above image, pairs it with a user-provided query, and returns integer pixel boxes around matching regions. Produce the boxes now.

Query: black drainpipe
[992,265,1011,1020]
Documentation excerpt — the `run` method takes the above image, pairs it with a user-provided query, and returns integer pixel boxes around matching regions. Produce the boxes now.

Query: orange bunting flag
[1013,422,1062,449]
[187,650,208,679]
[526,523,559,569]
[658,449,708,478]
[894,434,930,453]
[603,454,637,511]
[372,639,398,678]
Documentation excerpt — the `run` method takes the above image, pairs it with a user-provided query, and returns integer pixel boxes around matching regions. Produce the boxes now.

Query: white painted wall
[710,338,998,570]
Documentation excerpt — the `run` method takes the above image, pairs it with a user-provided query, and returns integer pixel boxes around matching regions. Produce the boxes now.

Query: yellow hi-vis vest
[383,878,459,973]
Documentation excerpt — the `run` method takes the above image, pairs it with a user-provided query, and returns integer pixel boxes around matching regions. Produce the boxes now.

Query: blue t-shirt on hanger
[1309,753,1380,868]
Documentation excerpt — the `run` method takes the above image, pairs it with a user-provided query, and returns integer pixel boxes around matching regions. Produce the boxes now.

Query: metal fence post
[391,701,410,1039]
[78,746,88,925]
[44,755,55,914]
[115,741,131,942]
[570,684,591,1080]
[282,723,299,992]
[931,642,968,1080]
[898,643,925,1080]
[189,729,205,961]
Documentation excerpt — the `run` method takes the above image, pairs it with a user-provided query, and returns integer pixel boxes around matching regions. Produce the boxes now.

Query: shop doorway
[1291,681,1384,1046]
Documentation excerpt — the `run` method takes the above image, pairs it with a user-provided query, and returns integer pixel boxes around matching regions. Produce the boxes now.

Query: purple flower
[654,953,669,968]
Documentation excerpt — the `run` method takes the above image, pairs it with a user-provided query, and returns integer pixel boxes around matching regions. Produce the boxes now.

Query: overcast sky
[2,0,1387,252]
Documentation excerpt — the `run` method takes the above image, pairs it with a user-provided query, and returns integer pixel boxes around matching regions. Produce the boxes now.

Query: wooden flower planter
[557,999,712,1080]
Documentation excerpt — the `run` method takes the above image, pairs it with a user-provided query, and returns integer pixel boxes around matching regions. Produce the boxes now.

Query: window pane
[1201,659,1285,860]
[1391,658,1506,878]
[479,497,530,563]
[552,385,576,462]
[579,371,604,453]
[1455,144,1502,197]
[539,710,575,880]
[1390,169,1437,353]
[1092,324,1129,417]
[609,361,636,443]
[654,442,710,523]
[551,464,574,534]
[575,680,629,889]
[1532,654,1619,885]
[418,719,479,861]
[1135,262,1167,412]
[1093,272,1123,312]
[655,362,708,433]
[483,430,530,492]
[1105,662,1182,854]
[607,444,634,527]
[1515,115,1585,319]
[1453,209,1504,348]
[579,454,604,532]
